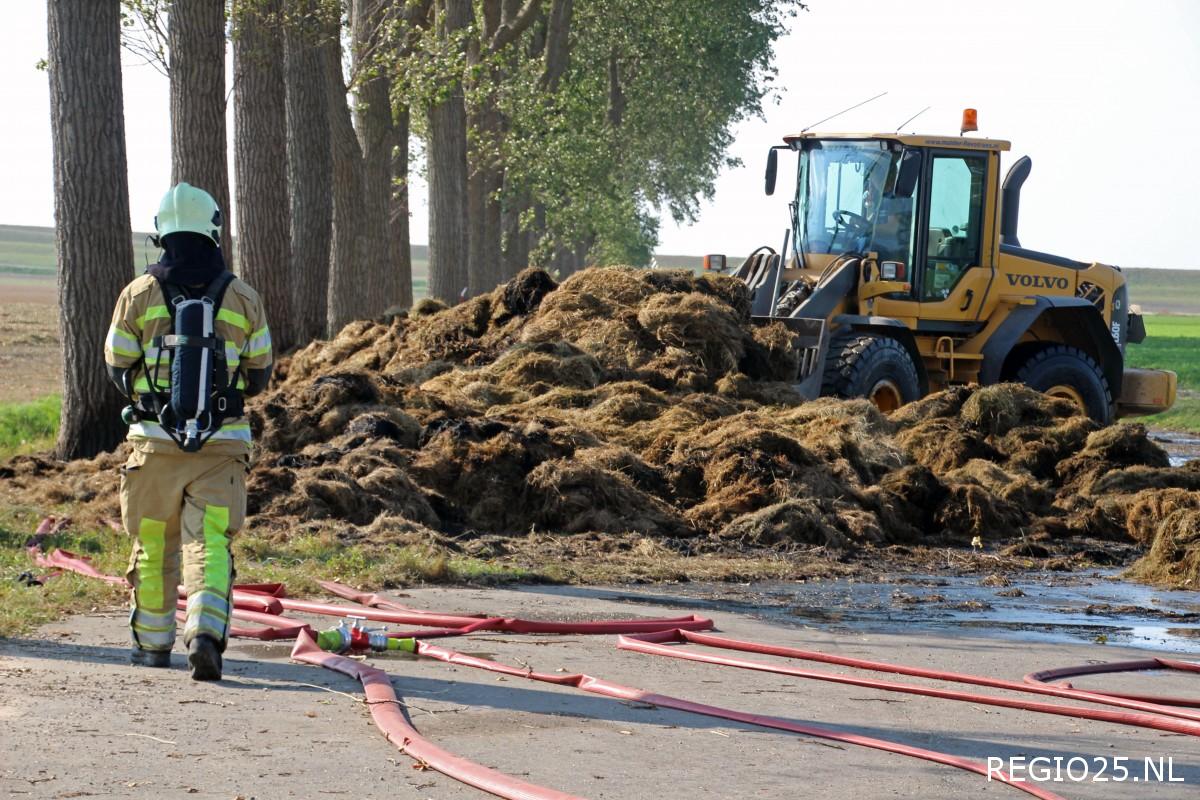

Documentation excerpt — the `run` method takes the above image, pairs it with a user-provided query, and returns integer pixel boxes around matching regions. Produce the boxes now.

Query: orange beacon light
[961,108,978,135]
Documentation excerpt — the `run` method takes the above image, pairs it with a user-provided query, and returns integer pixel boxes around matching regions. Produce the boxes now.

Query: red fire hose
[366,636,1066,800]
[1025,657,1200,708]
[290,628,585,800]
[614,629,1200,735]
[30,544,1198,800]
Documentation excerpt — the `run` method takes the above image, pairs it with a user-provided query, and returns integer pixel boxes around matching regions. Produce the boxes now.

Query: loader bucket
[751,314,828,400]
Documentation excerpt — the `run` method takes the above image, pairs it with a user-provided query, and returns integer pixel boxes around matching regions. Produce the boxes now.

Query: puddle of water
[1151,429,1200,467]
[604,572,1200,654]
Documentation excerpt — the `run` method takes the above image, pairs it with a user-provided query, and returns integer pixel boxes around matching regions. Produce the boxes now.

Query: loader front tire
[822,333,921,413]
[1015,344,1115,425]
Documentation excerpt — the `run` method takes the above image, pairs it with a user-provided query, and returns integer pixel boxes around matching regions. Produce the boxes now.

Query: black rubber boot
[187,635,222,681]
[130,648,172,668]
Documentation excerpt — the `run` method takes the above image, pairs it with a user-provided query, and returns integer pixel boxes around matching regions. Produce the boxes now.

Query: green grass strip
[0,395,60,459]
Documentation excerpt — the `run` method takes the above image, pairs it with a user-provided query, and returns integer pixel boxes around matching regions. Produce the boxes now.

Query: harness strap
[130,270,244,450]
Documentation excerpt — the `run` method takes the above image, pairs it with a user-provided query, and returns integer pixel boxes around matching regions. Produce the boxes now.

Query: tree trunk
[352,0,396,314]
[540,0,572,92]
[500,183,531,277]
[47,0,134,459]
[467,102,507,292]
[426,0,471,303]
[466,157,486,291]
[495,0,569,279]
[390,105,413,307]
[284,0,332,340]
[324,33,370,331]
[233,0,293,351]
[482,162,505,282]
[169,0,233,265]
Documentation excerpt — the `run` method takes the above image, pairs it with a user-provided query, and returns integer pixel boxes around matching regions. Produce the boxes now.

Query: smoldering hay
[3,267,1198,588]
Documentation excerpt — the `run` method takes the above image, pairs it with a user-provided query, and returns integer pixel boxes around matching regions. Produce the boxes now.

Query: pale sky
[2,0,1198,268]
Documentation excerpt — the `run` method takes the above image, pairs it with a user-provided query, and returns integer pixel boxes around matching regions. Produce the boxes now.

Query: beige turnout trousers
[120,445,247,652]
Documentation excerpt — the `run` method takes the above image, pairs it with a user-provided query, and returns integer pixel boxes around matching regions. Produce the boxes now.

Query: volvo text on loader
[706,111,1176,424]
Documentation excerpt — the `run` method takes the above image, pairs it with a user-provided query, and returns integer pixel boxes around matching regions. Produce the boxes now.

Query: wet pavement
[572,572,1200,654]
[1153,428,1200,466]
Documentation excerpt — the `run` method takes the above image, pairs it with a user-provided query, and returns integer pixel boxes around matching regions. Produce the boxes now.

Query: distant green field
[1126,314,1200,432]
[0,224,160,277]
[0,224,432,297]
[1122,268,1200,315]
[1126,315,1200,386]
[7,223,1193,314]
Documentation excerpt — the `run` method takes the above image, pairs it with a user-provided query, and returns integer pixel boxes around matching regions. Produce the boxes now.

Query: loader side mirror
[765,148,778,196]
[703,254,727,272]
[894,150,921,198]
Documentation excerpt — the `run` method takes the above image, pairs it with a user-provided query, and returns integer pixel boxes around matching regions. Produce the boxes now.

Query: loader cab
[782,133,1007,312]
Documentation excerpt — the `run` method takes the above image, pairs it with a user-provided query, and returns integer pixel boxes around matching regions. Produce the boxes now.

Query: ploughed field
[2,266,1198,589]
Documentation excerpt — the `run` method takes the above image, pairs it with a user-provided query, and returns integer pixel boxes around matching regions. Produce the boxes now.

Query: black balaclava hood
[147,231,227,288]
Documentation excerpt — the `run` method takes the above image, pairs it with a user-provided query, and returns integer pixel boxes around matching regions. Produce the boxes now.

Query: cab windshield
[795,140,911,264]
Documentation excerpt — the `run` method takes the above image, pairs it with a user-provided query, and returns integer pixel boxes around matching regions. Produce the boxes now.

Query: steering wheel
[833,209,871,235]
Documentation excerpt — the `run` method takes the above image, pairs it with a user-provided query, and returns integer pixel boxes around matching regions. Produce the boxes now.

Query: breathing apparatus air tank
[168,298,216,451]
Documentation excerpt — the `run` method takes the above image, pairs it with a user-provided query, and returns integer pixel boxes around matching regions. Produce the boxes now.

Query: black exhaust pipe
[1001,155,1031,247]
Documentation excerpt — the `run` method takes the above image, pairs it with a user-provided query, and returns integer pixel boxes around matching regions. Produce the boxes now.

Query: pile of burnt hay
[2,266,1195,585]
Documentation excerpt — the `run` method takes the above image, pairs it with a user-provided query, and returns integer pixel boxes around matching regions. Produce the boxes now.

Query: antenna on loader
[894,106,931,132]
[801,91,887,133]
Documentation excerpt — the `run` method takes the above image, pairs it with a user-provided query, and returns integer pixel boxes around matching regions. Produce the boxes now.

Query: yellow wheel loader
[710,113,1176,424]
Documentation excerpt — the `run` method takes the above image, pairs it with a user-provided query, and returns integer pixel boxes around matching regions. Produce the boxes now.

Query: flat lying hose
[1025,658,1200,708]
[32,546,1142,800]
[34,549,713,638]
[385,637,1065,800]
[619,629,1200,724]
[316,579,716,635]
[290,629,585,800]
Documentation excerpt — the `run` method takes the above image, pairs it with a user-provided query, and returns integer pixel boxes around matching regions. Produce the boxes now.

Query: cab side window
[923,154,986,301]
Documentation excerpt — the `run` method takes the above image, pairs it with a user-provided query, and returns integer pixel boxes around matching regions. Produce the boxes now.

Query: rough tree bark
[233,0,293,350]
[169,0,233,265]
[426,0,471,303]
[47,0,135,459]
[390,105,413,308]
[284,0,333,340]
[324,31,370,331]
[351,0,397,313]
[500,186,532,277]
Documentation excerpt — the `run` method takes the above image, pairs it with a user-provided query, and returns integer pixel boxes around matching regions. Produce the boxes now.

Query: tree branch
[488,0,541,53]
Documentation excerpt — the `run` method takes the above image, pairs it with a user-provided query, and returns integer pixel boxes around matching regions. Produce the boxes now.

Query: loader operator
[859,181,913,266]
[104,183,272,681]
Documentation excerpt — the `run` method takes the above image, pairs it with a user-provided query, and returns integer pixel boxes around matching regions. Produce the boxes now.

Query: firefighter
[104,183,272,681]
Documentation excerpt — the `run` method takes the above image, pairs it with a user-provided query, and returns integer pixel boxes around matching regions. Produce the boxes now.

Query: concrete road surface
[1,583,1196,799]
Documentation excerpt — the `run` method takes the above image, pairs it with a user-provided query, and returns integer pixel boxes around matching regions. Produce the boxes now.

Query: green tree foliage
[498,0,804,268]
[397,0,802,279]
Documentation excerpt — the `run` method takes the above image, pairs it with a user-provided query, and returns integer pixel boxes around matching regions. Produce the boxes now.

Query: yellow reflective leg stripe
[184,591,231,642]
[136,518,167,610]
[203,505,231,595]
[130,608,176,651]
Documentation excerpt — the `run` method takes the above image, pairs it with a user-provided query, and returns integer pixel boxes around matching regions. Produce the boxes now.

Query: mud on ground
[2,267,1199,587]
